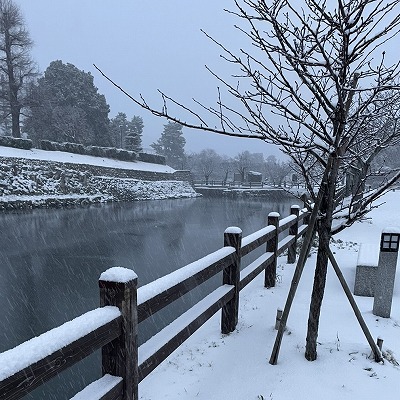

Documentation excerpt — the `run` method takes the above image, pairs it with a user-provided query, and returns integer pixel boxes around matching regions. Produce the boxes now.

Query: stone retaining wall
[0,156,188,182]
[0,156,197,209]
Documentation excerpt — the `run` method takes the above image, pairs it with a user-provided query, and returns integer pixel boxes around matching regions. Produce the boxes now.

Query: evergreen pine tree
[151,122,185,169]
[110,112,128,148]
[125,115,143,152]
[25,60,110,146]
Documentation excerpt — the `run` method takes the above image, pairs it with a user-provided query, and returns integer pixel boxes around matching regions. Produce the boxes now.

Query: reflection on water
[0,195,298,399]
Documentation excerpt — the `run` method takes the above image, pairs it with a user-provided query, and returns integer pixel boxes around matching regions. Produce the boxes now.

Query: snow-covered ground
[139,190,400,400]
[0,146,175,173]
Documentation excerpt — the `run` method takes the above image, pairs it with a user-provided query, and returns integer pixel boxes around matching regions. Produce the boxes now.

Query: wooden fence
[0,205,309,400]
[193,180,309,189]
[193,180,265,188]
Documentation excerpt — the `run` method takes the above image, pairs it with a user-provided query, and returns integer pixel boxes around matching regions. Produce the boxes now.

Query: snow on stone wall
[0,155,199,210]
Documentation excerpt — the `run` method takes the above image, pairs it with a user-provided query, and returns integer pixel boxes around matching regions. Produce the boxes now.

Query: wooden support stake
[221,227,242,334]
[326,248,383,363]
[269,168,329,365]
[265,213,280,288]
[287,205,300,264]
[275,309,283,330]
[99,267,139,400]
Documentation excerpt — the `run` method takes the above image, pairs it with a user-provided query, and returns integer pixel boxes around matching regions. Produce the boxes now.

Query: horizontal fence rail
[137,247,236,323]
[0,204,309,400]
[0,307,121,400]
[193,180,265,188]
[69,374,123,400]
[138,285,234,381]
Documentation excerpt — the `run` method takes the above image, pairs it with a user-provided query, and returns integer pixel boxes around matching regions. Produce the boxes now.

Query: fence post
[301,194,311,225]
[287,205,301,264]
[221,227,242,334]
[265,212,280,288]
[99,267,138,400]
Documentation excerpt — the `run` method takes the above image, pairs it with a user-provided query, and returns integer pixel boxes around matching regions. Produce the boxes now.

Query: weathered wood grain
[240,229,275,257]
[137,252,236,323]
[0,317,121,400]
[287,206,300,263]
[239,252,274,290]
[138,286,234,382]
[221,230,242,334]
[277,235,296,256]
[265,214,280,288]
[99,277,138,400]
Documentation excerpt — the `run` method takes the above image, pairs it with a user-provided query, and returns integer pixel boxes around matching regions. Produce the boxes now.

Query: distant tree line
[186,149,293,186]
[2,0,400,181]
[0,1,145,153]
[0,0,189,167]
[22,59,144,153]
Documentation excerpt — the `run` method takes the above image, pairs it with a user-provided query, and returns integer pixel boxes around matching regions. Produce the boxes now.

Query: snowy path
[139,190,400,400]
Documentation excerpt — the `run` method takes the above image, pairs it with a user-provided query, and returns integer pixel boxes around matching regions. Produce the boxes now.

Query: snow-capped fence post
[265,212,280,288]
[287,205,300,264]
[221,227,242,334]
[301,194,311,225]
[99,267,139,400]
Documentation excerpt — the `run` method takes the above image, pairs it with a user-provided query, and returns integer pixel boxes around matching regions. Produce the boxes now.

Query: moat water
[0,195,299,399]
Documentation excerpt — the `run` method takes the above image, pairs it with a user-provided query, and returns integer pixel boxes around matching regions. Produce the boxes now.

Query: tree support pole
[269,179,328,364]
[269,155,338,365]
[326,247,383,363]
[268,221,317,364]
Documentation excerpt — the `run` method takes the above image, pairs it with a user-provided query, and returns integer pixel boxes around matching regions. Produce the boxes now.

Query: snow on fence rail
[0,205,309,400]
[0,307,122,400]
[193,180,266,188]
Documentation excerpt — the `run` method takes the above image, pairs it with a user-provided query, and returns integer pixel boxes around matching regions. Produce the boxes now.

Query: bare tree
[220,155,233,184]
[193,149,221,184]
[341,89,400,212]
[234,150,253,182]
[0,0,36,137]
[95,0,400,361]
[265,155,291,186]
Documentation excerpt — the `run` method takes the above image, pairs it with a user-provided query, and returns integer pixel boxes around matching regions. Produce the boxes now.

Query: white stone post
[373,228,400,318]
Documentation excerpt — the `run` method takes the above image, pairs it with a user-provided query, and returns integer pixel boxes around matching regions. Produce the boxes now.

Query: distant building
[233,172,242,182]
[233,171,263,183]
[248,171,263,183]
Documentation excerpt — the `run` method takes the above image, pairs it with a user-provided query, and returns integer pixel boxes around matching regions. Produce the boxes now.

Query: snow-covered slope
[0,146,175,173]
[0,146,199,208]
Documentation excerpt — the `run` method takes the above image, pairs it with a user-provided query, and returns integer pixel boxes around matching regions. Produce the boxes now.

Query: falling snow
[0,146,199,209]
[0,307,120,381]
[1,144,399,399]
[139,190,400,400]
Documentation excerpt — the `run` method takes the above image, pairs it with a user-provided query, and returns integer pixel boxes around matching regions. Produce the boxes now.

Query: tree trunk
[304,155,341,361]
[305,226,330,360]
[11,105,21,138]
[4,27,21,138]
[223,170,229,185]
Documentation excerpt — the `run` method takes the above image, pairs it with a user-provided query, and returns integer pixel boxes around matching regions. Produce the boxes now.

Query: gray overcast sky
[14,0,283,158]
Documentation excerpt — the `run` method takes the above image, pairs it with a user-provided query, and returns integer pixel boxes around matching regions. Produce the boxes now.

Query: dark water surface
[0,195,299,399]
